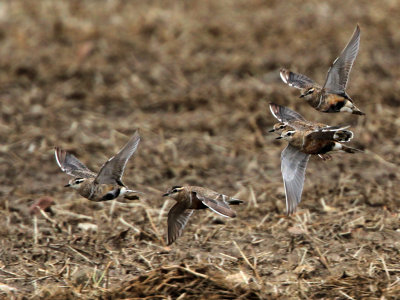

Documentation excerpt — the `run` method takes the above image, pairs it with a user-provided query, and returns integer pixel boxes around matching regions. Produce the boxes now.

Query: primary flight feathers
[280,25,364,115]
[163,186,243,245]
[55,130,141,202]
[269,103,362,215]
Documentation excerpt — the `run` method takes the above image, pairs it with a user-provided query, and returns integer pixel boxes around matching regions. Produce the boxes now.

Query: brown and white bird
[270,103,362,215]
[162,186,243,245]
[55,130,141,202]
[268,106,329,134]
[280,25,364,115]
[269,106,348,161]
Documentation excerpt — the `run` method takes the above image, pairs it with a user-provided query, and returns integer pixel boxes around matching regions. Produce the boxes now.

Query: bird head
[65,178,85,190]
[276,129,296,141]
[300,87,315,98]
[163,186,185,199]
[269,122,287,133]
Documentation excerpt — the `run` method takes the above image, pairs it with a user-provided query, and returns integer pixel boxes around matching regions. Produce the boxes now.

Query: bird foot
[318,154,332,161]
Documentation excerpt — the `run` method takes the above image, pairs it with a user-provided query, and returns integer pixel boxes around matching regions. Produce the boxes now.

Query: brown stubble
[0,0,399,299]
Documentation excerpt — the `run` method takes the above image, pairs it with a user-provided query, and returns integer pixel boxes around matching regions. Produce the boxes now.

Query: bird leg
[318,154,332,161]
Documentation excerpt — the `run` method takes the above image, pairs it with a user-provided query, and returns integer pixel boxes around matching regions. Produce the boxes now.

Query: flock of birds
[55,25,363,245]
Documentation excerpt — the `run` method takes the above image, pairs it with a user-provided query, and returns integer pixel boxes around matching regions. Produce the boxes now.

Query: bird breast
[77,181,96,199]
[306,92,323,108]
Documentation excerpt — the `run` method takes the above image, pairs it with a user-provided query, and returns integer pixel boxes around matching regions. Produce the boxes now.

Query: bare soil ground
[0,0,399,299]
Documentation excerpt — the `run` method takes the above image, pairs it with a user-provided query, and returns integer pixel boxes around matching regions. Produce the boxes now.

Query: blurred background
[0,0,399,298]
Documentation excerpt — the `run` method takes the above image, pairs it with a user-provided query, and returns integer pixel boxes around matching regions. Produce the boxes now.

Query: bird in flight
[55,130,141,202]
[270,103,362,214]
[163,185,243,245]
[280,25,364,115]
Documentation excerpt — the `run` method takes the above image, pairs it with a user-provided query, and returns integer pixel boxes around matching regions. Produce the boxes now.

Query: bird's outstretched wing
[280,68,316,89]
[269,103,313,131]
[308,126,353,142]
[54,147,96,178]
[192,190,238,218]
[323,25,361,94]
[96,130,140,185]
[281,144,310,215]
[270,103,306,122]
[167,202,194,245]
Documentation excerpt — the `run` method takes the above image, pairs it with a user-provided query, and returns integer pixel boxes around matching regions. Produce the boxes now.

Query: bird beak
[162,192,169,197]
[275,136,282,140]
[299,94,305,98]
[268,129,275,132]
[64,184,71,187]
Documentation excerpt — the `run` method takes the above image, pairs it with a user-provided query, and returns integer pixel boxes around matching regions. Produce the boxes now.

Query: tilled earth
[0,1,399,299]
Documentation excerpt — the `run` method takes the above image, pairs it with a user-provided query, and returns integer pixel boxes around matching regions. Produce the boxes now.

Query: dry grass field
[0,0,399,299]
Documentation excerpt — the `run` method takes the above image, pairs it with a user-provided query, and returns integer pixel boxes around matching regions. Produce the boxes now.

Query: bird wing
[270,103,306,122]
[323,25,361,94]
[193,191,237,218]
[54,147,96,178]
[280,68,316,89]
[167,202,194,245]
[269,103,312,130]
[281,144,310,215]
[95,130,140,185]
[318,125,350,131]
[307,131,337,140]
[308,127,353,142]
[308,125,351,139]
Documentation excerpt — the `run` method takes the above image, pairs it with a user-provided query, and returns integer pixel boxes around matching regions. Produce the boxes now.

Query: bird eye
[287,132,293,136]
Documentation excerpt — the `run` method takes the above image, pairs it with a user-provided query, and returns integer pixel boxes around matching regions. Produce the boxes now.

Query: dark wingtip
[352,110,365,116]
[124,194,140,200]
[344,146,364,154]
[167,235,175,246]
[228,199,244,205]
[54,147,60,157]
[269,103,281,118]
[133,130,141,140]
[54,146,64,153]
[279,68,290,83]
[286,207,296,216]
